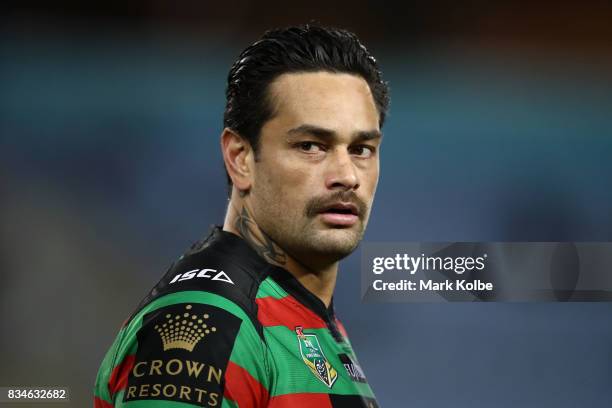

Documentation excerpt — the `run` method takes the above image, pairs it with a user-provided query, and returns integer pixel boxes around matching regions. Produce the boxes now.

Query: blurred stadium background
[1,1,611,406]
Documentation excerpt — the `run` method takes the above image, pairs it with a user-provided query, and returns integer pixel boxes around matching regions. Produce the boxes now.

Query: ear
[220,128,253,193]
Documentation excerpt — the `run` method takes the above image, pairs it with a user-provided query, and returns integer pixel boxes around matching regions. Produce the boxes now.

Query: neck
[223,196,338,308]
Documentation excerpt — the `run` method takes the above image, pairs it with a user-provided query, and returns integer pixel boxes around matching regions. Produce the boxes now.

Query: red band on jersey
[108,354,136,395]
[268,392,332,407]
[94,396,114,408]
[224,360,269,407]
[256,296,327,330]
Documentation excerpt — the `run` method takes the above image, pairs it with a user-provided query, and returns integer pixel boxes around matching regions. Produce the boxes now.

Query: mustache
[304,191,368,219]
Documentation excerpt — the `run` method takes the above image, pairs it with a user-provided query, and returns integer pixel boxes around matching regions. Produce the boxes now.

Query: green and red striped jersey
[94,227,379,407]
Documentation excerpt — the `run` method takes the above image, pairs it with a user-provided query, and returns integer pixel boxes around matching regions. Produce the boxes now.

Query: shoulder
[98,229,275,406]
[126,227,272,339]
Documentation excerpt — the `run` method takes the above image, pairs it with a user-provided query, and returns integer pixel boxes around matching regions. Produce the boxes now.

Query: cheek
[267,153,314,189]
[255,161,304,208]
[361,166,379,195]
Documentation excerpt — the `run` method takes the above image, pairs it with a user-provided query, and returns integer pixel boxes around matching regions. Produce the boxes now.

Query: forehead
[265,71,380,133]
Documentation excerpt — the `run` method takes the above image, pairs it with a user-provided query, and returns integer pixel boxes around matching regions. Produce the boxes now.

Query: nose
[325,149,359,191]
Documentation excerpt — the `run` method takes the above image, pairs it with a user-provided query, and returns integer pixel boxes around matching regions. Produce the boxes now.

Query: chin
[308,228,362,259]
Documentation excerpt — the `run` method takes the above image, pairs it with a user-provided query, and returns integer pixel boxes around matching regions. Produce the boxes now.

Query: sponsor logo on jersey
[295,326,338,388]
[169,268,234,285]
[124,303,241,407]
[338,353,367,383]
[154,304,217,352]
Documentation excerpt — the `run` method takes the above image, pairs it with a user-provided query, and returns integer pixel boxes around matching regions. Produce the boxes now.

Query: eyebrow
[287,124,382,142]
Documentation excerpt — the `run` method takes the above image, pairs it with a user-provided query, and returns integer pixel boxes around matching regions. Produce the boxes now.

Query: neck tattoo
[234,207,287,266]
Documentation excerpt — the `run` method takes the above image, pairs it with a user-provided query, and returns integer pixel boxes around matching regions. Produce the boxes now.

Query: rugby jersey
[94,226,379,407]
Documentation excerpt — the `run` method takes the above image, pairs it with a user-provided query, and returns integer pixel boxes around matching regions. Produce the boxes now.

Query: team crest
[295,326,338,388]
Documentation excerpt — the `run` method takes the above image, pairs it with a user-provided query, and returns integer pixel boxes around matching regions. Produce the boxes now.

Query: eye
[296,141,325,153]
[350,145,376,158]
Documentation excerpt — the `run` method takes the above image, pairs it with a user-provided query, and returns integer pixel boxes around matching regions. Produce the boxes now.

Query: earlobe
[220,128,253,193]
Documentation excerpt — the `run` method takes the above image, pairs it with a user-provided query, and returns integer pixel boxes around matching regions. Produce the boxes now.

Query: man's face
[248,71,382,266]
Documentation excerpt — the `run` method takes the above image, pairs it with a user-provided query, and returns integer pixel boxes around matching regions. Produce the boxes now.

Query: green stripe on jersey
[222,397,240,408]
[94,324,131,402]
[255,276,288,299]
[228,318,271,391]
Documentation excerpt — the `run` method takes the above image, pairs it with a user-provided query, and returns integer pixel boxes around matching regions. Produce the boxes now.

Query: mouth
[318,202,360,227]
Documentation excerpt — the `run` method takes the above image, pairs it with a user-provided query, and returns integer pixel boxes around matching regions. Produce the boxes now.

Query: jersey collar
[206,225,337,322]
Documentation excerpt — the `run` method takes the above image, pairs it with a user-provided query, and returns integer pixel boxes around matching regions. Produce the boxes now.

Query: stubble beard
[256,200,369,266]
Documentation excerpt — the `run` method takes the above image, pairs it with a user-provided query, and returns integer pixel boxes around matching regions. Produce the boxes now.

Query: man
[94,24,389,407]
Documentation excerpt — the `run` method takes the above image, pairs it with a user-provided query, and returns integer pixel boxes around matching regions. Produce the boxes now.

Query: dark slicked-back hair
[223,24,390,194]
